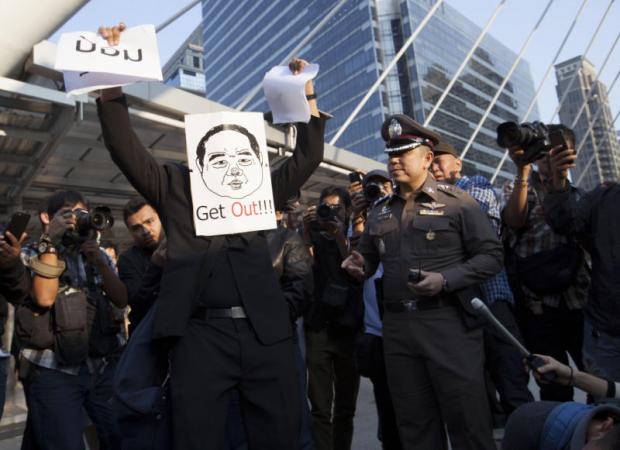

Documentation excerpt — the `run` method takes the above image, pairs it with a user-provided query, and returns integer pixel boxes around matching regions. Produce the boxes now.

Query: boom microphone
[471,298,556,382]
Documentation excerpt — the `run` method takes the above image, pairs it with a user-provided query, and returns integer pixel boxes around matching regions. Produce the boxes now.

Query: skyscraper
[163,25,206,95]
[200,0,539,185]
[555,56,620,191]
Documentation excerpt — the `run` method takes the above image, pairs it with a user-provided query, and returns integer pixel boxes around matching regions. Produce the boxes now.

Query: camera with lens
[63,206,115,245]
[364,182,383,203]
[496,121,567,165]
[316,203,339,222]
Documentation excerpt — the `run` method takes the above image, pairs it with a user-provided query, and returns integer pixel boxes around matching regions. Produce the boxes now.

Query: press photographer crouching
[19,190,127,450]
[501,122,590,402]
[303,187,363,450]
[503,354,620,450]
[349,170,402,450]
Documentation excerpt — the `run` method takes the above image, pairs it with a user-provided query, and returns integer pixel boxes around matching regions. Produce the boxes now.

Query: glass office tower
[201,0,540,184]
[555,56,620,191]
[163,25,206,95]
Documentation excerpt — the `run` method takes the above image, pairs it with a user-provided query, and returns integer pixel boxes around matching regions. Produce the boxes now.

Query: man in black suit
[97,23,325,450]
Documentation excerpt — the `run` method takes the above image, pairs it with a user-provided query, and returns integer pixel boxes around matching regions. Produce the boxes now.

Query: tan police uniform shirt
[358,175,503,304]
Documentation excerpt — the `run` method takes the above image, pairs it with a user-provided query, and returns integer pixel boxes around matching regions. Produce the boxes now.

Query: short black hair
[547,124,576,146]
[123,197,150,226]
[196,124,261,169]
[319,187,351,209]
[46,190,88,218]
[319,187,351,230]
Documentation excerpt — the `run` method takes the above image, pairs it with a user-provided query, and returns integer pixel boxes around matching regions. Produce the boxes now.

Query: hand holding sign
[55,23,162,96]
[263,59,319,124]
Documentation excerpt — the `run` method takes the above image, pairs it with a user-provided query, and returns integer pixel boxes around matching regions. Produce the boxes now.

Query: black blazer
[97,96,325,344]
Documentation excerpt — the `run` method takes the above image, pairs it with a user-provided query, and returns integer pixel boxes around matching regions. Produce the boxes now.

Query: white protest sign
[54,25,162,96]
[185,112,277,236]
[263,63,319,124]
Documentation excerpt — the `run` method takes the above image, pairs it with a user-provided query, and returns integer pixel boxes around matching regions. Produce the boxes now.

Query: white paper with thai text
[55,25,162,96]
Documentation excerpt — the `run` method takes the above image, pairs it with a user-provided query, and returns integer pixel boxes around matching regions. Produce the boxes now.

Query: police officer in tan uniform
[343,114,503,450]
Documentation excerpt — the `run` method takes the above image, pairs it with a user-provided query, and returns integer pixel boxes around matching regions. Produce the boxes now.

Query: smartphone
[5,212,30,239]
[348,172,363,184]
[526,354,557,382]
[548,129,567,150]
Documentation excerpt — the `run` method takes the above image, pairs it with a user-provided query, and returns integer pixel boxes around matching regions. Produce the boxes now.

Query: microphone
[471,298,556,382]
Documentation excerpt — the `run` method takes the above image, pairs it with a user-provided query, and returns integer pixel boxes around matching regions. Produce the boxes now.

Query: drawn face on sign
[196,124,263,199]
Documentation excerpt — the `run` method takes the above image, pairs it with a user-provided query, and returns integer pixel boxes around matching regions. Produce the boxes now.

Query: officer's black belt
[191,306,248,320]
[384,297,455,313]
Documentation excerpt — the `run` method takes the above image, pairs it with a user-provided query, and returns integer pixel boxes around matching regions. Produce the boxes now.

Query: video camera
[63,206,115,245]
[496,121,568,165]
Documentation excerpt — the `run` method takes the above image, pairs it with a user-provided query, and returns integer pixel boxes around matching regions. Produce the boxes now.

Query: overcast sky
[51,0,620,126]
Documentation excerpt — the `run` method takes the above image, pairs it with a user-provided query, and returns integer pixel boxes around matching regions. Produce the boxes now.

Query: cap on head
[433,141,459,158]
[363,169,391,186]
[381,114,441,155]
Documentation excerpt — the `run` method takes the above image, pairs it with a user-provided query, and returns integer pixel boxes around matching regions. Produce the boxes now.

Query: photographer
[503,124,589,402]
[20,190,126,450]
[505,353,620,450]
[303,186,363,450]
[117,197,166,334]
[350,171,402,450]
[544,146,620,382]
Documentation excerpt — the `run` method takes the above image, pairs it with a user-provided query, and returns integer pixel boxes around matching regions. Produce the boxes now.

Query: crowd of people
[0,23,619,450]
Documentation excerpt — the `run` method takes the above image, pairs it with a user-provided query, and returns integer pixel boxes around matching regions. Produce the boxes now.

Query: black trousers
[517,302,584,402]
[483,302,533,418]
[170,318,300,450]
[306,327,360,450]
[356,333,402,450]
[383,306,495,450]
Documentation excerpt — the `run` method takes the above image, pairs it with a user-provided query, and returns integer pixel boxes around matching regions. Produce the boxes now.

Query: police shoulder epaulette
[436,183,465,197]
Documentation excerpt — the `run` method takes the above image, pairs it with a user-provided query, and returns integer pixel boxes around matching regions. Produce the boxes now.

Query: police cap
[381,114,441,155]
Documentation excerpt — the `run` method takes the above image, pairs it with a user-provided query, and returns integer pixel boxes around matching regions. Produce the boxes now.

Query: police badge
[388,119,402,139]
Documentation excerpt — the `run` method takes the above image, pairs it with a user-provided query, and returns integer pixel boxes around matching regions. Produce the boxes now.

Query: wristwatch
[441,275,449,292]
[38,234,58,255]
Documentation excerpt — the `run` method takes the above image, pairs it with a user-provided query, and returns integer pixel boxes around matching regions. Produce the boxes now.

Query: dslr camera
[316,203,340,222]
[63,206,115,245]
[496,121,567,165]
[364,182,383,203]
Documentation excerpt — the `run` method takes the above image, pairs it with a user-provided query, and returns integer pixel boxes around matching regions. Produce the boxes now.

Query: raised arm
[96,24,169,208]
[543,146,591,238]
[270,59,325,210]
[0,231,29,304]
[503,147,532,230]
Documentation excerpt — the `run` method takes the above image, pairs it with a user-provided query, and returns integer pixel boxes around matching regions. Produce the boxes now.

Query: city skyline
[50,0,620,129]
